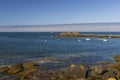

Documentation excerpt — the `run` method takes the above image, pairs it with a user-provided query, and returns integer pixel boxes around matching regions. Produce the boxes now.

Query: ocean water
[0,32,120,67]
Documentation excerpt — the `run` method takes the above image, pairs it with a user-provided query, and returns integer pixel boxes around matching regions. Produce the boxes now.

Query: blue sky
[1,0,120,32]
[0,0,120,25]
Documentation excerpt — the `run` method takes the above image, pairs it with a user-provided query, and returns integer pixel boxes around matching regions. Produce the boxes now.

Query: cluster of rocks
[59,32,120,38]
[0,55,120,80]
[0,61,39,80]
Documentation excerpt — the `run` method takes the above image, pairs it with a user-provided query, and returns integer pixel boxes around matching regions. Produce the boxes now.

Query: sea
[0,32,120,68]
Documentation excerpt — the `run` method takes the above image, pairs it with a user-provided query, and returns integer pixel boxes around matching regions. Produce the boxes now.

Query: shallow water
[0,32,120,66]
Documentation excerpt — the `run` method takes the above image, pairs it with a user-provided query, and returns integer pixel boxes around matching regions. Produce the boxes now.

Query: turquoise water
[0,32,120,66]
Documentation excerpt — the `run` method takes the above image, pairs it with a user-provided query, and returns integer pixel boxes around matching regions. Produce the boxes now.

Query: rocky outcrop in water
[59,32,80,37]
[59,32,120,38]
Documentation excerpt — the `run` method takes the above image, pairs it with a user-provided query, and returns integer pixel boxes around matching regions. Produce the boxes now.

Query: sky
[0,0,120,32]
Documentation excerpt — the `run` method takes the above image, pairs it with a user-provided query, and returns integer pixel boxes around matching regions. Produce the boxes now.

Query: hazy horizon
[1,23,120,32]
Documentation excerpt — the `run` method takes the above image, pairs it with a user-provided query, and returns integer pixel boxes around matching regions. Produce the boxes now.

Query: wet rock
[114,55,120,62]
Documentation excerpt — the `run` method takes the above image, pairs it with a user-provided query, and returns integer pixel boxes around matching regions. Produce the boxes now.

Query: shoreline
[0,55,120,80]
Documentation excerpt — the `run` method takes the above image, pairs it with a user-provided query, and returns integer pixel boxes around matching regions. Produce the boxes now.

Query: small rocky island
[0,55,120,80]
[59,32,120,38]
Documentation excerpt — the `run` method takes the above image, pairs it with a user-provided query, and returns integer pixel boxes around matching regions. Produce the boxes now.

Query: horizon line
[1,22,120,27]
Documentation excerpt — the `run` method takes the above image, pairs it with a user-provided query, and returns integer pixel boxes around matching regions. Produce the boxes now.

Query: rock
[18,68,38,80]
[107,63,120,71]
[91,66,107,74]
[59,32,120,38]
[59,32,80,37]
[17,62,39,80]
[108,77,116,80]
[8,64,23,74]
[95,61,111,65]
[70,64,77,68]
[116,72,120,80]
[23,61,39,69]
[0,66,9,73]
[114,55,120,62]
[102,71,117,79]
[68,64,89,78]
[1,61,39,75]
[33,64,89,80]
[0,61,39,80]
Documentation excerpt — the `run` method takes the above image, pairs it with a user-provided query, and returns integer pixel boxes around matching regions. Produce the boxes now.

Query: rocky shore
[58,32,120,38]
[0,55,120,80]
